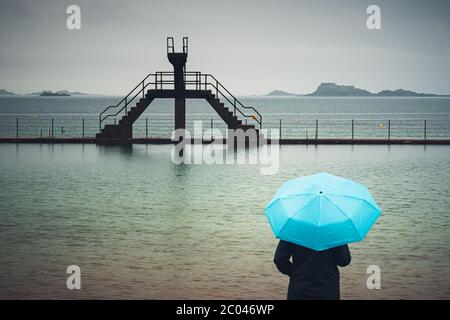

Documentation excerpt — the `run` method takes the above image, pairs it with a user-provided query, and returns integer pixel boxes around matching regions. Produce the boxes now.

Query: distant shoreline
[0,89,101,96]
[264,83,449,97]
[39,92,70,97]
[256,95,450,98]
[0,93,107,97]
[1,94,449,100]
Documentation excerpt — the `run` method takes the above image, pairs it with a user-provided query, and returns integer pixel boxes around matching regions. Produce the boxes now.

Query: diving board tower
[168,37,188,134]
[96,37,262,141]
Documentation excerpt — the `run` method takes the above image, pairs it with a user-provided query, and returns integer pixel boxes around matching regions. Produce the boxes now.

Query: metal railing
[183,37,188,54]
[190,72,263,128]
[4,115,450,140]
[166,37,188,55]
[167,37,174,54]
[98,71,263,131]
[98,73,157,130]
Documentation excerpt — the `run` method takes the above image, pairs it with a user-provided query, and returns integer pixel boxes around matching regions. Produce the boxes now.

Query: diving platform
[96,37,262,142]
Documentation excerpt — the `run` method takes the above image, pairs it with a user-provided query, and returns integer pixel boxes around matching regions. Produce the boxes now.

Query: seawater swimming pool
[0,143,449,299]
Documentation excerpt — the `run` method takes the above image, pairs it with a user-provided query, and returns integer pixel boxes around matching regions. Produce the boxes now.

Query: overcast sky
[0,0,449,95]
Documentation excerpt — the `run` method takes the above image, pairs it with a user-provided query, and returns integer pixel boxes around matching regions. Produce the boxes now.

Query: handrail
[167,37,188,55]
[183,37,188,54]
[100,81,156,126]
[98,73,159,130]
[203,74,262,128]
[187,79,262,127]
[167,37,174,54]
[180,72,262,127]
[175,71,262,127]
[98,71,263,131]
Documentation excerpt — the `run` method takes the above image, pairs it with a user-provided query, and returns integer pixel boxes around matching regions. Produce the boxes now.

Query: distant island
[375,89,437,97]
[265,90,300,97]
[308,83,373,96]
[0,89,15,95]
[264,90,298,97]
[0,89,98,96]
[265,83,446,97]
[39,91,71,97]
[33,90,93,96]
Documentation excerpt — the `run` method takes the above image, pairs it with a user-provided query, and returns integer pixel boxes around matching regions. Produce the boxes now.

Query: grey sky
[0,0,449,95]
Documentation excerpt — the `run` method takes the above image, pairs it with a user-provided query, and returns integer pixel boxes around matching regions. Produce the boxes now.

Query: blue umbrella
[264,172,381,251]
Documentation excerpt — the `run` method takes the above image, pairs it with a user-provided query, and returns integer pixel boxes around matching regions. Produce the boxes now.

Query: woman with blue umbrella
[264,172,381,300]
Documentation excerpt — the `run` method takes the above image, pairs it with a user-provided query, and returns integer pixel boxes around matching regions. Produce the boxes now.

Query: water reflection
[97,144,133,160]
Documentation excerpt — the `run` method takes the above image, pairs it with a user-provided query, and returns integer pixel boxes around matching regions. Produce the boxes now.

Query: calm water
[1,96,450,139]
[0,143,449,299]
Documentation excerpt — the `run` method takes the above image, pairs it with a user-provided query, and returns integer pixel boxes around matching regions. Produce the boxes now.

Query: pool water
[0,143,449,299]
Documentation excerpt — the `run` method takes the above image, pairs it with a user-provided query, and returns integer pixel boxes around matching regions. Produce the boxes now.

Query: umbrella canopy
[264,172,381,251]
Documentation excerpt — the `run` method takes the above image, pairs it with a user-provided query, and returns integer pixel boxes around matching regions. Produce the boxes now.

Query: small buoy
[379,123,385,128]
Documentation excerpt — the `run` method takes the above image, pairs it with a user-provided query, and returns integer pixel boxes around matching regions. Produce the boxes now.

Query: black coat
[273,240,351,300]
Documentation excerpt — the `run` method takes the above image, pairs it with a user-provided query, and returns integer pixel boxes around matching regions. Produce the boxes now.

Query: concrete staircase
[96,94,154,139]
[96,88,260,140]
